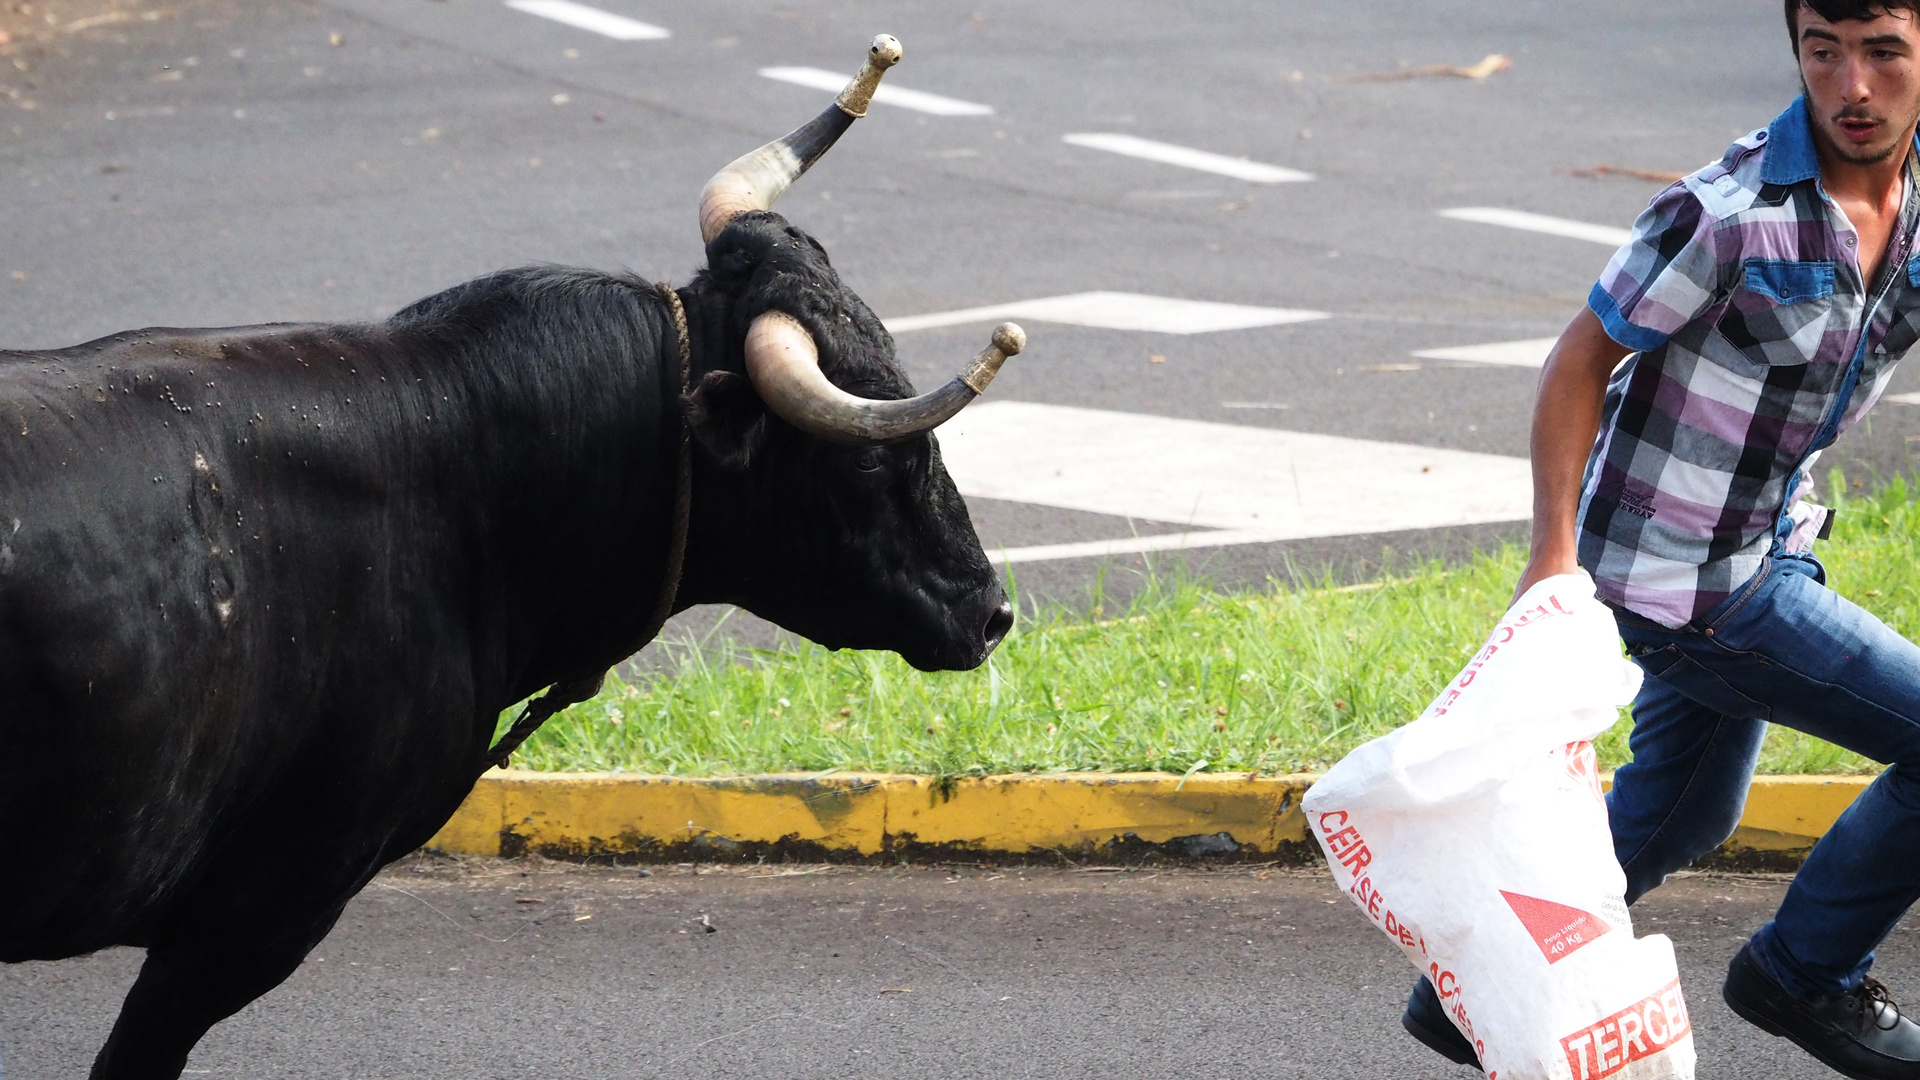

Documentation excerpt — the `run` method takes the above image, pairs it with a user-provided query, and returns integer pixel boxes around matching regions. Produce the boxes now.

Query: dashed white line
[938,402,1532,563]
[1439,207,1631,247]
[1413,337,1558,368]
[504,0,669,40]
[758,67,993,116]
[1063,133,1311,183]
[1883,392,1920,405]
[885,292,1328,335]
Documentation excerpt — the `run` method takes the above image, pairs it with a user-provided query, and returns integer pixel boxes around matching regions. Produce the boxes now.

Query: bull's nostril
[982,601,1014,651]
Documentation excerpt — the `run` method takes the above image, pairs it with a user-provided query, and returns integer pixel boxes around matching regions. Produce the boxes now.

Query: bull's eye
[855,448,888,474]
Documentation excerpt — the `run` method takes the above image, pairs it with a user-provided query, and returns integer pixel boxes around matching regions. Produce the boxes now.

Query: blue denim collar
[1761,96,1821,186]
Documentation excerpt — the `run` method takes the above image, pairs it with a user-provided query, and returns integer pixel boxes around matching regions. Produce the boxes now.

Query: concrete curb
[425,771,1876,866]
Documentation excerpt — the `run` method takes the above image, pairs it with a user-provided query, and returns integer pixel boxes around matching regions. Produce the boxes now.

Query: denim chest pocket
[1743,259,1837,305]
[1875,255,1920,359]
[1728,258,1839,367]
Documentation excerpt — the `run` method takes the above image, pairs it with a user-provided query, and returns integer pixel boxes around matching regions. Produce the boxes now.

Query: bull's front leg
[88,888,354,1079]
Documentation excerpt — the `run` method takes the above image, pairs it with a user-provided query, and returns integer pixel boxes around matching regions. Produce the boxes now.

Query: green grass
[506,471,1920,779]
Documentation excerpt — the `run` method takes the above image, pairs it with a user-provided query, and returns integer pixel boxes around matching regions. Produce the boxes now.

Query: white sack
[1302,572,1694,1080]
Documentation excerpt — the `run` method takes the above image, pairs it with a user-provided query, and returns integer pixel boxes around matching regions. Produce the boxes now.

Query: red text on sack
[1559,979,1690,1080]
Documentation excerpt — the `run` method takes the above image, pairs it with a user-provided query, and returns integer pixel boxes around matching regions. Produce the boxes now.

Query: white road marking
[758,67,993,116]
[885,292,1329,335]
[937,402,1532,563]
[1439,207,1632,247]
[1413,337,1558,368]
[504,0,669,40]
[1062,133,1312,183]
[987,529,1316,565]
[1883,392,1920,405]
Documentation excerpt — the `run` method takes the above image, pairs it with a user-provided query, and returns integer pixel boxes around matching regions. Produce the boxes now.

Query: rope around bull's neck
[478,282,695,775]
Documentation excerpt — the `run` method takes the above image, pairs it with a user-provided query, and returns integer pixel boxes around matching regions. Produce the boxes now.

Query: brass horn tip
[991,322,1026,356]
[868,34,903,68]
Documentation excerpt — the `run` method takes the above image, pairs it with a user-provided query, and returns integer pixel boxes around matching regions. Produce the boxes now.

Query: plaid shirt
[1579,97,1920,628]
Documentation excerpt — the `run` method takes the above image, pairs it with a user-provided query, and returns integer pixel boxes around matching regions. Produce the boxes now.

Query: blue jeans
[1609,554,1920,1000]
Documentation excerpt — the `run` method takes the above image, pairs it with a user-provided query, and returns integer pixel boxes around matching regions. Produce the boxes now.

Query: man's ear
[683,370,769,470]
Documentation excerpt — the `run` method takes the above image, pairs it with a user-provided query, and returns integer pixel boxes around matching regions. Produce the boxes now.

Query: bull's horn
[744,314,1024,445]
[698,34,903,243]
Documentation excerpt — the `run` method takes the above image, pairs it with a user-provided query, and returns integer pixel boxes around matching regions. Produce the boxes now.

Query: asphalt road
[5,859,1913,1078]
[10,0,1920,623]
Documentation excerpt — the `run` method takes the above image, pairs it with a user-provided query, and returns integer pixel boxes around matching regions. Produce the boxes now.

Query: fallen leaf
[1334,53,1510,84]
[1571,164,1686,183]
[881,988,912,994]
[63,11,137,33]
[1149,355,1166,364]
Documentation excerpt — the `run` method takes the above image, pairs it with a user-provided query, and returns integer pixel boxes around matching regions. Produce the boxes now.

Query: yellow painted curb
[427,771,1318,859]
[424,771,1876,862]
[1729,774,1875,855]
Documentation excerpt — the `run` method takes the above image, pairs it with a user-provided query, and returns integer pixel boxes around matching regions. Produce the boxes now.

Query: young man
[1402,3,1920,1077]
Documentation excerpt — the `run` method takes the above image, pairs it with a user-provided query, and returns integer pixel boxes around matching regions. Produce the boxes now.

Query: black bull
[0,210,1013,1077]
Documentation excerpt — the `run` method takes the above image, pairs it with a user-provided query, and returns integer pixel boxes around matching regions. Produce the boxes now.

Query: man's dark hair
[1787,1,1920,45]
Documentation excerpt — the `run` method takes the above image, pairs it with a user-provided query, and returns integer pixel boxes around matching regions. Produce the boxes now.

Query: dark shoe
[1402,976,1481,1070]
[1724,943,1920,1079]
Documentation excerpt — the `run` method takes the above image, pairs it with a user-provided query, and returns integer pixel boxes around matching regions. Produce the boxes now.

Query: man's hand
[1514,307,1631,606]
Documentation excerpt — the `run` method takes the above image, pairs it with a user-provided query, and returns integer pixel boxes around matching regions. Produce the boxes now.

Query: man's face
[1798,5,1920,166]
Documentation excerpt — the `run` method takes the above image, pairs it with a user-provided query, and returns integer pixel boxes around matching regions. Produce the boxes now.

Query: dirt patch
[2,0,156,47]
[0,0,220,57]
[487,823,1327,868]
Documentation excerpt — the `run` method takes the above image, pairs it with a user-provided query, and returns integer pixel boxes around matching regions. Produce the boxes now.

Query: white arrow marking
[936,402,1532,563]
[886,292,1328,335]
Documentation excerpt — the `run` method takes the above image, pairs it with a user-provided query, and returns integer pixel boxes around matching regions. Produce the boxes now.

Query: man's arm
[1513,306,1632,603]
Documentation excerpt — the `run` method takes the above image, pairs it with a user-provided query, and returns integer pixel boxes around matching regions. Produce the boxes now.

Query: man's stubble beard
[1802,75,1920,166]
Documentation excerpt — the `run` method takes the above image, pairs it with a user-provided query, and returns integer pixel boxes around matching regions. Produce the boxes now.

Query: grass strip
[508,471,1920,778]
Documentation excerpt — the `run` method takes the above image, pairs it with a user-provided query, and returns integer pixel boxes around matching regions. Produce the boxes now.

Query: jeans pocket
[1634,644,1772,721]
[1700,558,1777,640]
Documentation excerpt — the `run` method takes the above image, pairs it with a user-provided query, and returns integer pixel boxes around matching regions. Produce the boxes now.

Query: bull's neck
[423,279,690,707]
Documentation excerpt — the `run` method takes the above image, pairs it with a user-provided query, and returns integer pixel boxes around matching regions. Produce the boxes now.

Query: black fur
[0,211,1007,1078]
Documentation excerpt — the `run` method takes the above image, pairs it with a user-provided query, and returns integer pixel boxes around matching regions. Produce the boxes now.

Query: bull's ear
[683,370,768,470]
